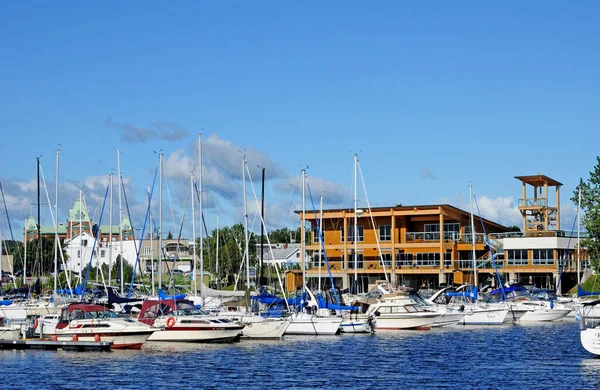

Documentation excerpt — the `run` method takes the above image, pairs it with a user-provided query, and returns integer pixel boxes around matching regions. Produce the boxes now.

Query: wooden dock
[0,339,113,352]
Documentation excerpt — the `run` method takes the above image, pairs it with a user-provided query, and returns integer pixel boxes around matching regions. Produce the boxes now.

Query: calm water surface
[1,321,598,389]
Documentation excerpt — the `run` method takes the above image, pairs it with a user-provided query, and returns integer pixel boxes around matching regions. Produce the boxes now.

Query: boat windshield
[172,302,209,317]
[75,310,121,320]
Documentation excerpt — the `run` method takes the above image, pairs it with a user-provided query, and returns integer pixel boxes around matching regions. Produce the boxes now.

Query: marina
[1,2,600,388]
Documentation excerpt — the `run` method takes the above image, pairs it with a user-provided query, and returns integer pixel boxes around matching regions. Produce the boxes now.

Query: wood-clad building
[288,204,511,293]
[288,174,588,294]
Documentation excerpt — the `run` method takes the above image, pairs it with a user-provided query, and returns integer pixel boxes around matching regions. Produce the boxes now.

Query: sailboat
[285,169,342,336]
[449,185,509,325]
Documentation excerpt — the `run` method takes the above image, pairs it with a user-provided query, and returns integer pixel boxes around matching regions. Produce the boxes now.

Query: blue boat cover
[578,284,600,297]
[158,289,186,301]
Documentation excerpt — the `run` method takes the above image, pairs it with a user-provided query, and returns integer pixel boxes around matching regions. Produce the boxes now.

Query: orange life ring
[33,317,39,329]
[166,316,176,329]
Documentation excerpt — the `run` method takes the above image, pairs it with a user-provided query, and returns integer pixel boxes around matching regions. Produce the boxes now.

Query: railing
[405,232,485,243]
[518,198,547,208]
[490,230,588,239]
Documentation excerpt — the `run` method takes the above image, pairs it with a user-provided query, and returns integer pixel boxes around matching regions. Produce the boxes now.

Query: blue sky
[0,2,598,239]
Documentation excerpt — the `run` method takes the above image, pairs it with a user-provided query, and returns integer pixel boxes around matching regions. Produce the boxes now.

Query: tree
[572,156,600,272]
[167,231,173,239]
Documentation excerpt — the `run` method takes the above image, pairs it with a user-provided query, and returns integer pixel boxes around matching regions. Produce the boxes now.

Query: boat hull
[56,331,154,349]
[374,312,440,330]
[459,309,508,325]
[148,327,243,343]
[285,314,341,335]
[241,318,290,340]
[581,327,600,356]
[519,308,571,322]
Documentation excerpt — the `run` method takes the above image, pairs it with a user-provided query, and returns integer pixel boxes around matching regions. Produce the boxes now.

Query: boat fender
[33,317,39,329]
[166,316,176,329]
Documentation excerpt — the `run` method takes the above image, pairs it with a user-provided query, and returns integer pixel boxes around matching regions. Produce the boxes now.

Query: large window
[416,253,440,266]
[348,225,364,242]
[379,225,391,241]
[424,223,460,240]
[507,249,528,265]
[533,249,554,265]
[380,253,392,267]
[396,253,414,267]
[347,254,364,269]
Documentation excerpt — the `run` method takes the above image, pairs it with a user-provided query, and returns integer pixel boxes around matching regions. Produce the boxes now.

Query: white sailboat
[286,169,342,336]
[454,185,508,325]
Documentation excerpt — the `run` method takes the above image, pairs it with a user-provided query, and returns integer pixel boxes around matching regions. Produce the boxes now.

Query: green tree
[572,156,600,272]
[167,231,173,239]
[22,237,66,276]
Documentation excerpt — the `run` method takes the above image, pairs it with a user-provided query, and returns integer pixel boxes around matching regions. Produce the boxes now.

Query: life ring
[33,317,39,329]
[166,317,176,329]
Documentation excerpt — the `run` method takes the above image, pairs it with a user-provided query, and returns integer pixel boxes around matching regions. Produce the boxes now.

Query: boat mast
[149,188,154,296]
[259,167,265,288]
[191,172,197,297]
[470,184,477,300]
[23,217,27,287]
[158,152,163,291]
[198,134,203,298]
[216,214,219,290]
[54,149,59,296]
[577,186,582,284]
[108,173,113,287]
[301,168,306,294]
[78,188,83,285]
[243,156,250,291]
[318,195,323,293]
[353,153,358,294]
[117,149,124,295]
[36,157,41,277]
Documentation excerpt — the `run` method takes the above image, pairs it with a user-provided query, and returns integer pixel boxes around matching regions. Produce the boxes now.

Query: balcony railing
[405,232,485,243]
[518,198,547,208]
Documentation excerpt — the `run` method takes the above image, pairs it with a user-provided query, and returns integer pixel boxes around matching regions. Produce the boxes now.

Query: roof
[295,204,510,231]
[514,175,562,187]
[66,303,111,312]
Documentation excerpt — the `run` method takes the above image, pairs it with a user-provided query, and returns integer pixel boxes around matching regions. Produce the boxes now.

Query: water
[1,321,598,389]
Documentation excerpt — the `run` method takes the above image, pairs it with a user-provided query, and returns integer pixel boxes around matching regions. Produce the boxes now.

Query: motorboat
[578,300,600,356]
[138,299,244,343]
[53,303,155,349]
[365,293,441,330]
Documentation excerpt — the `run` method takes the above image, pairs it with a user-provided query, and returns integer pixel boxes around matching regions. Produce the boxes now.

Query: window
[312,226,321,243]
[100,250,105,258]
[348,225,364,242]
[380,253,392,267]
[347,254,364,269]
[396,253,414,267]
[507,249,528,265]
[77,250,80,258]
[379,225,391,241]
[82,239,88,247]
[444,252,452,267]
[416,253,440,266]
[533,249,554,265]
[340,227,344,242]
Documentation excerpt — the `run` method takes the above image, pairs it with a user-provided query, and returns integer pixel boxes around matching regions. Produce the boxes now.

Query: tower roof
[514,175,562,187]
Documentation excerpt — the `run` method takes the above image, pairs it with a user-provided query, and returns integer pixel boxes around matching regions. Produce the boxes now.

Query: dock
[0,339,113,352]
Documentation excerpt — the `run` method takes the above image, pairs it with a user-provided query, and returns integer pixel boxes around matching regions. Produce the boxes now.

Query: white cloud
[451,194,522,227]
[276,174,350,206]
